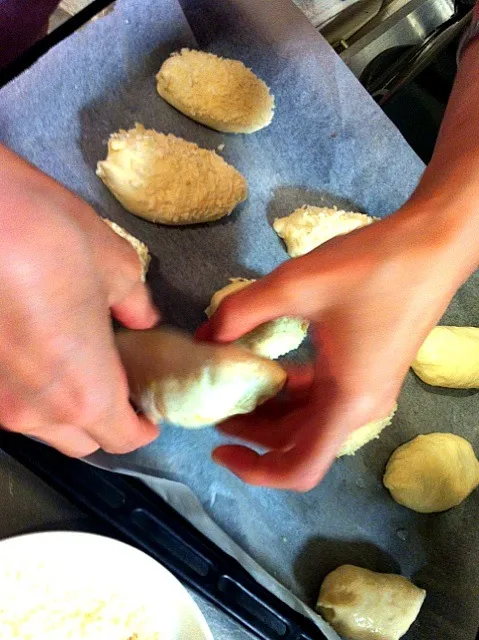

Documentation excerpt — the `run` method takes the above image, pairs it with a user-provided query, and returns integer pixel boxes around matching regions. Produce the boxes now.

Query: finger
[90,398,159,455]
[218,397,308,446]
[196,270,299,343]
[214,401,358,491]
[284,364,315,394]
[30,424,100,458]
[111,279,160,329]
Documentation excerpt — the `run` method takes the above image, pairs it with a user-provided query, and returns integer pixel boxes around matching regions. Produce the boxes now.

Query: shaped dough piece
[102,219,150,281]
[206,278,309,359]
[338,405,397,457]
[383,432,479,513]
[273,206,376,258]
[411,325,479,388]
[317,565,426,640]
[96,124,247,225]
[157,49,274,134]
[116,328,286,429]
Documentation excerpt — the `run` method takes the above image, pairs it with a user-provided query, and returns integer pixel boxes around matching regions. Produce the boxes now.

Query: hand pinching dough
[206,278,309,359]
[317,565,426,640]
[411,325,479,388]
[273,206,375,257]
[102,219,150,281]
[384,433,479,513]
[338,405,397,457]
[97,124,247,225]
[156,49,274,134]
[116,328,286,429]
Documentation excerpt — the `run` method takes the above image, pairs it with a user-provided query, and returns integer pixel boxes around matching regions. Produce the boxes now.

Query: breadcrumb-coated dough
[116,328,287,429]
[102,218,150,281]
[96,124,247,225]
[273,206,376,257]
[384,433,479,513]
[411,325,479,388]
[338,405,397,457]
[206,278,309,359]
[317,565,426,640]
[156,49,275,134]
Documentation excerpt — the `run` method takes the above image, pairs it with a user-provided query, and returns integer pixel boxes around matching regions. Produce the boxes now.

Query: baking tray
[0,430,324,640]
[0,1,477,639]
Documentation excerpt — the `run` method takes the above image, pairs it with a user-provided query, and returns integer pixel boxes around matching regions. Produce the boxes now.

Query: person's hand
[0,145,159,457]
[197,204,476,491]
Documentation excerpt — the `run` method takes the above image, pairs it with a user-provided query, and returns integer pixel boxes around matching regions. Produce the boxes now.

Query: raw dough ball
[317,565,426,640]
[116,328,286,429]
[273,206,376,257]
[96,124,247,225]
[411,325,479,388]
[338,405,397,457]
[156,49,274,134]
[102,218,150,281]
[206,278,309,359]
[384,433,479,513]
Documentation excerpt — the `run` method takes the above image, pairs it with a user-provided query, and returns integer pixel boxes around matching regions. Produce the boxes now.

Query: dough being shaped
[383,433,479,513]
[206,278,309,359]
[115,328,286,429]
[338,405,397,457]
[96,124,247,225]
[156,49,274,134]
[273,206,376,257]
[411,325,479,388]
[102,218,150,281]
[317,565,426,640]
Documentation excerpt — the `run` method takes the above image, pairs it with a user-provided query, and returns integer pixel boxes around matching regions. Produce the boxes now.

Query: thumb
[196,270,297,343]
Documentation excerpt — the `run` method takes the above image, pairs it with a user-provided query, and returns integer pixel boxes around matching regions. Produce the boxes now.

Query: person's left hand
[196,204,473,491]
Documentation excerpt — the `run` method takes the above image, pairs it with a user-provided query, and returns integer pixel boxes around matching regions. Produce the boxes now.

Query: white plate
[0,531,213,640]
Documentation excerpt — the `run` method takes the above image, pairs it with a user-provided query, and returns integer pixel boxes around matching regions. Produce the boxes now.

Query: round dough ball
[115,328,286,429]
[273,206,376,258]
[156,49,274,134]
[384,433,479,513]
[411,325,479,388]
[337,405,397,457]
[317,565,426,640]
[206,278,309,359]
[102,219,150,281]
[96,124,247,225]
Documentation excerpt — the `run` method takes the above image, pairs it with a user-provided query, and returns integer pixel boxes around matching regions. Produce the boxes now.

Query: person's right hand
[0,144,159,457]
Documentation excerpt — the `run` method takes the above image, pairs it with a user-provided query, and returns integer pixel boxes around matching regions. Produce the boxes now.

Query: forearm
[405,31,479,272]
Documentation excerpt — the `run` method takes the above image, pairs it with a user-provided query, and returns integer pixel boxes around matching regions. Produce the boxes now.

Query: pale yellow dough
[102,219,150,281]
[383,432,479,513]
[115,328,286,429]
[96,124,247,225]
[412,325,479,388]
[156,49,274,134]
[273,206,375,257]
[317,565,426,640]
[206,278,309,359]
[338,405,397,457]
